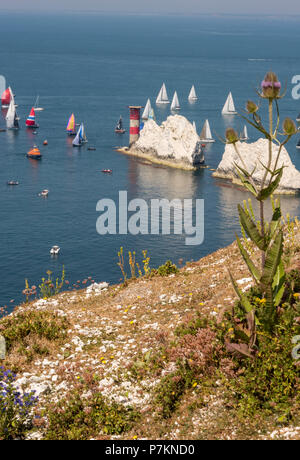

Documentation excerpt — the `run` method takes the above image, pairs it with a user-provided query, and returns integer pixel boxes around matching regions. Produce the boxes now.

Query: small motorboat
[0,129,6,133]
[39,189,49,197]
[43,140,48,146]
[101,169,112,174]
[297,139,300,149]
[27,146,42,159]
[7,180,19,186]
[50,245,60,255]
[88,147,96,151]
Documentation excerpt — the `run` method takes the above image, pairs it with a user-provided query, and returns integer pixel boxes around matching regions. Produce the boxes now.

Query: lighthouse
[129,106,143,147]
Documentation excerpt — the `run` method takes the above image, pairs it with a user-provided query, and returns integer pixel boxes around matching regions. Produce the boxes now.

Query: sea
[1,12,300,311]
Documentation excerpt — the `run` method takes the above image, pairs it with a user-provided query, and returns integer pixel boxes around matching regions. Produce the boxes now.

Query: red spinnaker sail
[1,88,11,106]
[26,107,36,126]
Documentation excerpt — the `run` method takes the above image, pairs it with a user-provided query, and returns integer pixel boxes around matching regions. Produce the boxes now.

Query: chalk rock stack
[130,115,204,166]
[213,138,300,194]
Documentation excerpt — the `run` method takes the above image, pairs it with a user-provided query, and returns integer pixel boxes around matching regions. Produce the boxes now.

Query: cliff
[0,225,300,440]
[213,138,300,194]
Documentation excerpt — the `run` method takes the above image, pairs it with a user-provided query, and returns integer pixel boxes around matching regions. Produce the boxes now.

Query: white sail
[6,99,16,129]
[192,121,197,132]
[73,124,83,147]
[188,85,197,101]
[171,91,180,111]
[222,92,237,115]
[142,99,152,120]
[156,83,169,104]
[200,120,215,143]
[241,125,249,140]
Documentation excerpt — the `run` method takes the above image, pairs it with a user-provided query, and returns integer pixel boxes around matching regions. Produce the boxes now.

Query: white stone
[132,115,204,166]
[214,138,300,194]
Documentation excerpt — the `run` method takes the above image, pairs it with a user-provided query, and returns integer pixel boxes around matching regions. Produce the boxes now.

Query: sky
[1,0,300,15]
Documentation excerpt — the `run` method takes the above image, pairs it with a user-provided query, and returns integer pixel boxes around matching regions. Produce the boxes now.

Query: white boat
[188,85,198,102]
[50,245,60,255]
[6,98,19,130]
[170,91,180,111]
[297,139,300,149]
[34,96,44,112]
[142,99,152,120]
[296,113,300,123]
[222,92,237,115]
[240,125,249,141]
[199,119,215,143]
[156,83,170,105]
[192,121,197,132]
[39,189,49,197]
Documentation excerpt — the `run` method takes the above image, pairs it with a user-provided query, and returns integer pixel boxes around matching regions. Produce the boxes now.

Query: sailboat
[297,139,300,149]
[66,114,76,136]
[171,91,180,111]
[222,92,237,115]
[188,85,198,102]
[199,120,215,143]
[240,125,249,141]
[297,113,300,123]
[156,83,170,105]
[6,99,19,130]
[26,108,39,129]
[192,121,197,132]
[73,123,87,147]
[115,116,125,134]
[142,99,152,120]
[34,96,44,112]
[1,87,12,108]
[148,108,156,121]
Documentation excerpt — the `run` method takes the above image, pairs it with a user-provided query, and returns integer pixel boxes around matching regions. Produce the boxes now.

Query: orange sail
[67,114,75,134]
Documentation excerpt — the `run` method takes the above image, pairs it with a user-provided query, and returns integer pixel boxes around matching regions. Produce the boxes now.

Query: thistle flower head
[246,100,259,114]
[225,128,239,144]
[261,72,281,99]
[283,117,297,135]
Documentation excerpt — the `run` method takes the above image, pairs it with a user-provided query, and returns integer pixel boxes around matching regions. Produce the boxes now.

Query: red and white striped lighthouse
[129,106,142,146]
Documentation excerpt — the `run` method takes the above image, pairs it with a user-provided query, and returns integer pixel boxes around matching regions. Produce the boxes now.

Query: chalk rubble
[213,138,300,194]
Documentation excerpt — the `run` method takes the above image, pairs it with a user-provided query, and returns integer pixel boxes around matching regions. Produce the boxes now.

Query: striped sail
[26,107,37,127]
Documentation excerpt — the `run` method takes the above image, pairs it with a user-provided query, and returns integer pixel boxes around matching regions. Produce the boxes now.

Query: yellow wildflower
[293,293,300,299]
[193,382,198,388]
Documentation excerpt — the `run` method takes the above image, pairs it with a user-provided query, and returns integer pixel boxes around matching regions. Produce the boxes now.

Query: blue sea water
[1,12,300,310]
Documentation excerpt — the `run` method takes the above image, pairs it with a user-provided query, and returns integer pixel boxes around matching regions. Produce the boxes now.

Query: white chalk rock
[214,138,300,194]
[132,115,204,166]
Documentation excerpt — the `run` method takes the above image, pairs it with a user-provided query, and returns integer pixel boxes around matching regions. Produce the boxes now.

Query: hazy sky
[1,0,300,15]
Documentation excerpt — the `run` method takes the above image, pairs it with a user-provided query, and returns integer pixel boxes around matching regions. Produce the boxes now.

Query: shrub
[0,311,69,359]
[156,260,179,277]
[44,392,140,440]
[0,367,38,440]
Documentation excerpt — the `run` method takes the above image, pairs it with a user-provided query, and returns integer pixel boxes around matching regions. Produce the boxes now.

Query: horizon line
[0,10,300,18]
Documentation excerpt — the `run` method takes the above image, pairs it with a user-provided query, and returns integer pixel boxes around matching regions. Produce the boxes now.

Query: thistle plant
[226,72,297,341]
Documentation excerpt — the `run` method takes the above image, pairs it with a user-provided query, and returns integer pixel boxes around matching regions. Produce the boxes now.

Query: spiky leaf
[228,270,253,313]
[261,230,283,288]
[257,167,283,201]
[236,235,261,284]
[238,205,266,251]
